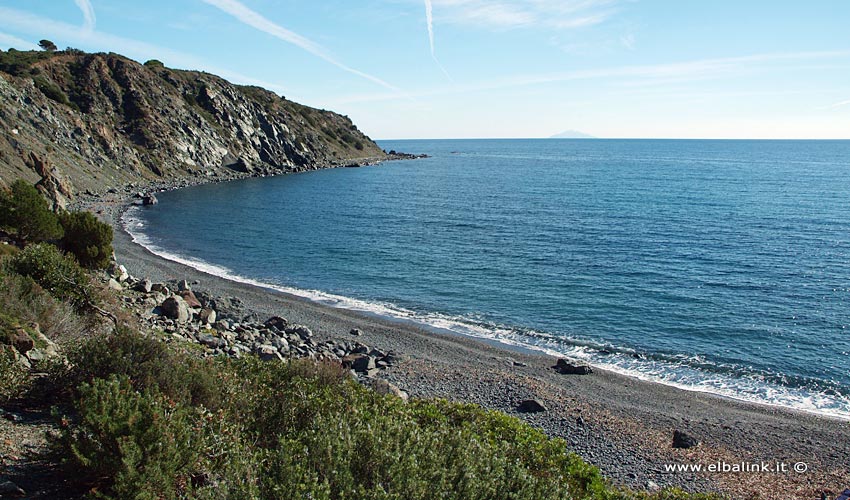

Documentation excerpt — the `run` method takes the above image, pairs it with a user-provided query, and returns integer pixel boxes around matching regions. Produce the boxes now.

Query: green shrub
[144,59,164,68]
[0,346,30,403]
[0,179,63,244]
[5,243,92,310]
[59,211,113,269]
[33,76,72,106]
[60,375,201,499]
[0,270,88,343]
[69,327,226,410]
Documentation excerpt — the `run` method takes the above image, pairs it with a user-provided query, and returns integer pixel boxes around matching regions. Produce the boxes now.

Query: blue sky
[1,0,849,139]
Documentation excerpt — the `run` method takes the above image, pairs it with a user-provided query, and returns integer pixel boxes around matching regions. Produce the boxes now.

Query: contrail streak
[202,0,400,92]
[74,0,96,32]
[424,0,452,80]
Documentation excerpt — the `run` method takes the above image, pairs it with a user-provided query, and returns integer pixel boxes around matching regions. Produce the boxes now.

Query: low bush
[51,327,718,500]
[60,375,202,498]
[5,243,93,310]
[0,346,30,403]
[0,270,88,343]
[59,211,113,269]
[68,327,226,410]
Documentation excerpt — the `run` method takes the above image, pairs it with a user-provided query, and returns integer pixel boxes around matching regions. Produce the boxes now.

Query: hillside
[0,48,387,205]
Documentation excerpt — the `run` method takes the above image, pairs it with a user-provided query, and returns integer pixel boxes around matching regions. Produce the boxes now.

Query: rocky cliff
[0,49,387,203]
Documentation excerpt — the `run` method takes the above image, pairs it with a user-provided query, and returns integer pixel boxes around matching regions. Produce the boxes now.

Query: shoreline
[92,172,849,498]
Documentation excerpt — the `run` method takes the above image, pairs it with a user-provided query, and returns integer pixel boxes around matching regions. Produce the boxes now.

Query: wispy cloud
[200,0,400,92]
[0,31,40,51]
[829,99,850,109]
[423,0,452,80]
[430,0,618,30]
[0,6,291,95]
[424,0,435,55]
[332,49,850,104]
[74,0,96,33]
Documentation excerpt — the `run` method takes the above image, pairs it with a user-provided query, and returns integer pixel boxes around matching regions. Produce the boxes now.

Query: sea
[123,139,850,419]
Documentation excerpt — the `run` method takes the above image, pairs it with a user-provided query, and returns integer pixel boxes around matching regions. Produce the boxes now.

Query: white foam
[122,207,850,421]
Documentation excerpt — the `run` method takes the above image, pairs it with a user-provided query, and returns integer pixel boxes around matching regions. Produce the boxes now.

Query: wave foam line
[122,207,850,421]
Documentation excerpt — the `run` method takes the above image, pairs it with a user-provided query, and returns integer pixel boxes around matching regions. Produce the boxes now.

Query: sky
[1,0,849,140]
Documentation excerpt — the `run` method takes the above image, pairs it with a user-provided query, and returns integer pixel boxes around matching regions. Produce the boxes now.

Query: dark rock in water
[517,399,547,413]
[672,430,700,449]
[198,334,226,349]
[553,358,593,375]
[142,193,158,205]
[264,316,288,331]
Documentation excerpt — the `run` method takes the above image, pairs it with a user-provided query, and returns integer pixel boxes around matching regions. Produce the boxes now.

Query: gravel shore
[88,182,849,500]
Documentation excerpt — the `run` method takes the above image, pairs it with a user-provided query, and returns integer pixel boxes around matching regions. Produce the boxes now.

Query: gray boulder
[256,344,283,362]
[198,334,227,350]
[133,278,153,293]
[198,308,217,325]
[264,316,288,331]
[160,296,190,323]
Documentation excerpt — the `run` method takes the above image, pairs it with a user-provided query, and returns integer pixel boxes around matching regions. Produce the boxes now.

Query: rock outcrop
[0,49,387,194]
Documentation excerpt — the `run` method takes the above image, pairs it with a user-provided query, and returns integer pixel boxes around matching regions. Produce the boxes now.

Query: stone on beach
[517,399,548,413]
[672,429,700,449]
[553,358,594,375]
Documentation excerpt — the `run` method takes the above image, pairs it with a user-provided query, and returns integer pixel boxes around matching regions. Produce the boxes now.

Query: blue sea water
[124,139,850,418]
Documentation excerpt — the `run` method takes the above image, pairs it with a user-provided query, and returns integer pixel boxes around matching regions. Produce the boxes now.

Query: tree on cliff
[38,39,58,52]
[0,180,63,245]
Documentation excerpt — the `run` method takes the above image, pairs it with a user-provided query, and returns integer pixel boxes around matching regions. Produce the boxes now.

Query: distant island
[549,130,595,139]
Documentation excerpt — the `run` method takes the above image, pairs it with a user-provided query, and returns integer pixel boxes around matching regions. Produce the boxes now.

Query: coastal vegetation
[0,183,717,499]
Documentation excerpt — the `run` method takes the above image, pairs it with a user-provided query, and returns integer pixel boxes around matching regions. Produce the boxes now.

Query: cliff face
[0,50,386,198]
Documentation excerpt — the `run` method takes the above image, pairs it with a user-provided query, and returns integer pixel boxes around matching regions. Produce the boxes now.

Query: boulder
[142,193,158,205]
[150,283,168,293]
[517,399,548,413]
[7,329,34,354]
[256,344,283,362]
[198,334,227,350]
[133,278,153,293]
[160,296,190,323]
[198,308,217,325]
[178,290,202,308]
[672,430,699,449]
[107,278,123,291]
[349,328,362,336]
[286,324,313,339]
[31,152,73,211]
[264,316,288,331]
[552,358,593,375]
[177,279,191,292]
[351,355,376,373]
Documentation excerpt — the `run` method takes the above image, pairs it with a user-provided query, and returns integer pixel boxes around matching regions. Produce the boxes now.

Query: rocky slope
[0,49,387,205]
